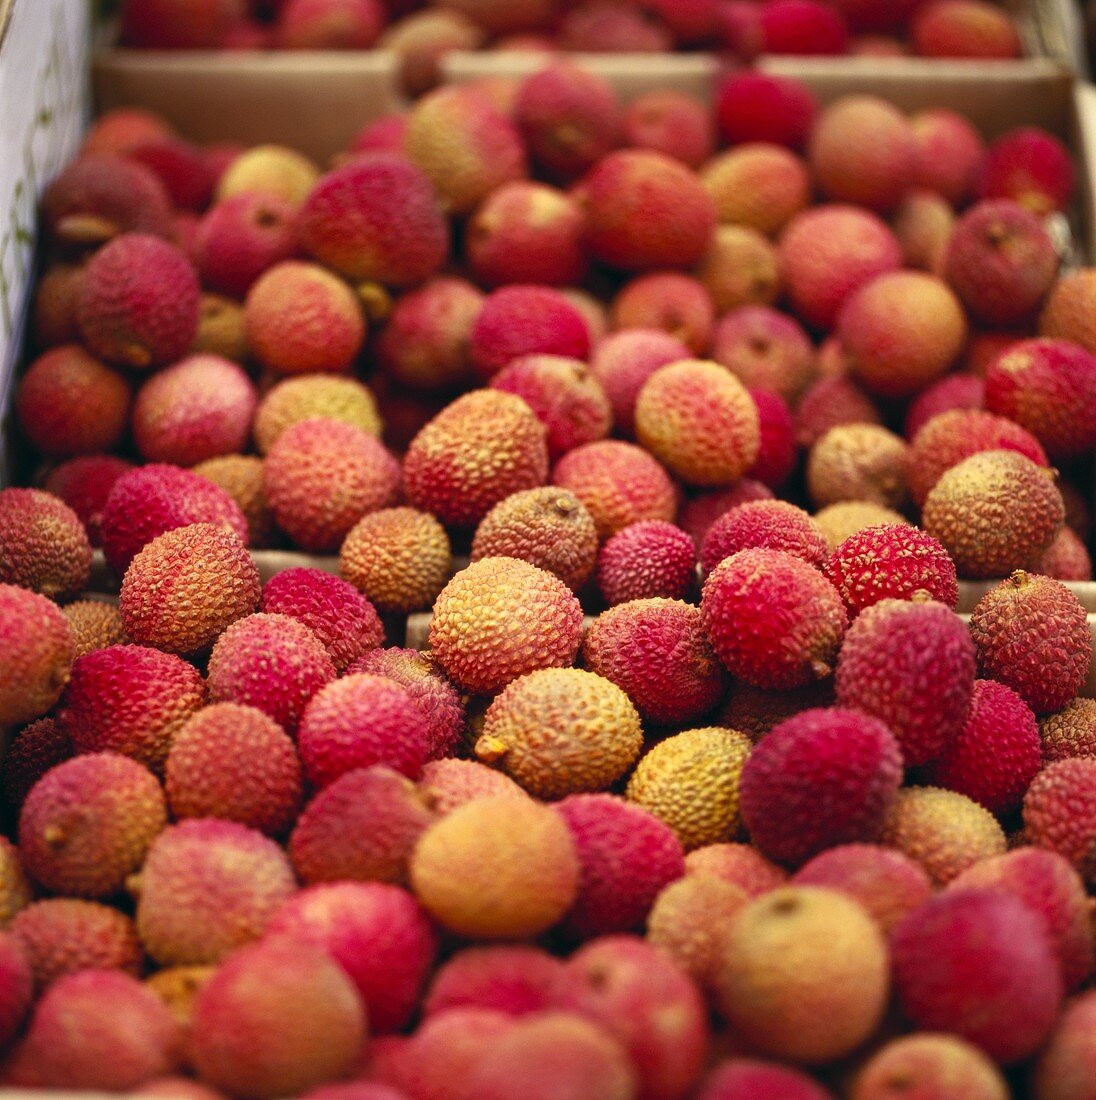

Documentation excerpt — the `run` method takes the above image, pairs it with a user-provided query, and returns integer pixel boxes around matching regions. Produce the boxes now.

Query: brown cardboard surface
[92,49,404,163]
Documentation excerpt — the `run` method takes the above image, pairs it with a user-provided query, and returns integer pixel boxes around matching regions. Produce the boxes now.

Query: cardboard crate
[90,0,1081,164]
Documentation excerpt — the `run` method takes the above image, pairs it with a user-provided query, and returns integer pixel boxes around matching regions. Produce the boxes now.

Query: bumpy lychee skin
[418,758,529,816]
[913,0,1023,58]
[349,649,464,762]
[702,143,810,237]
[795,375,883,451]
[375,277,483,392]
[190,938,366,1100]
[808,95,915,213]
[685,843,788,895]
[275,0,383,47]
[245,261,365,376]
[1040,266,1096,354]
[300,154,448,285]
[1039,525,1094,581]
[1034,989,1096,1100]
[100,462,248,574]
[298,674,430,790]
[813,502,908,553]
[132,354,257,466]
[1024,758,1096,884]
[0,718,72,819]
[678,480,775,550]
[695,1059,833,1100]
[41,153,175,246]
[120,524,261,656]
[711,307,814,404]
[971,571,1092,715]
[404,390,549,529]
[76,232,200,370]
[978,127,1073,215]
[196,190,298,299]
[714,886,890,1064]
[583,599,726,727]
[596,521,696,605]
[824,524,959,616]
[836,598,974,766]
[3,968,182,1092]
[469,285,591,383]
[792,844,932,938]
[739,708,903,866]
[266,881,436,1034]
[59,643,206,774]
[471,487,598,592]
[635,359,760,487]
[558,935,709,1100]
[698,224,782,316]
[134,818,296,967]
[904,372,986,441]
[1041,697,1096,762]
[622,88,714,168]
[9,896,142,989]
[254,375,382,457]
[922,450,1064,579]
[851,1034,1010,1100]
[839,272,967,398]
[984,337,1096,462]
[460,1011,638,1100]
[404,85,527,215]
[944,199,1059,325]
[552,440,677,540]
[19,752,166,898]
[0,929,31,1048]
[910,107,986,204]
[701,500,826,575]
[513,61,620,181]
[929,679,1042,815]
[31,469,112,567]
[428,557,583,695]
[262,567,383,674]
[289,765,436,885]
[423,945,567,1019]
[0,488,91,601]
[491,355,612,462]
[577,149,716,271]
[626,727,753,851]
[264,418,401,552]
[475,668,642,800]
[467,182,586,287]
[951,847,1093,992]
[610,272,715,356]
[892,888,1062,1064]
[881,786,1007,884]
[778,205,902,329]
[906,407,1049,508]
[339,507,451,615]
[410,796,579,939]
[557,793,686,938]
[714,71,818,149]
[702,548,848,689]
[806,423,908,511]
[16,344,131,459]
[745,388,797,490]
[166,703,302,836]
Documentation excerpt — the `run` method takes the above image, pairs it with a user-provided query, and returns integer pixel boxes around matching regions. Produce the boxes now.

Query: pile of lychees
[1,59,1095,1098]
[119,0,1026,86]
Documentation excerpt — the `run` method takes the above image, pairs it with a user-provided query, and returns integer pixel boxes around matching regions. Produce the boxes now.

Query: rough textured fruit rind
[475,668,642,799]
[626,727,752,850]
[701,548,848,689]
[428,557,583,695]
[739,707,904,866]
[409,796,579,939]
